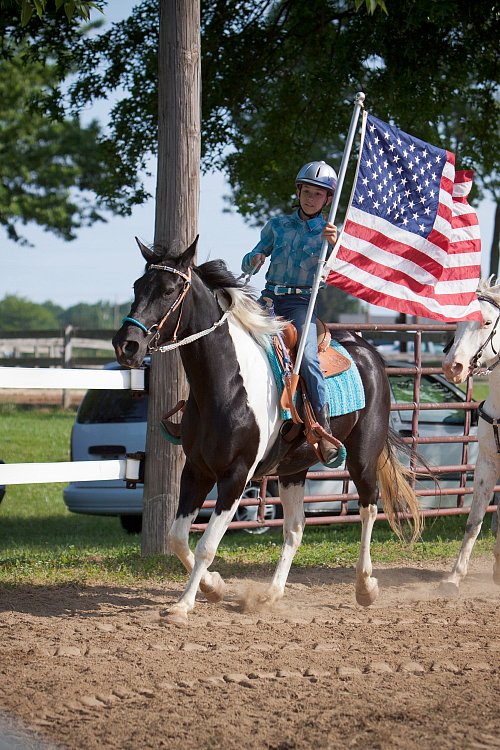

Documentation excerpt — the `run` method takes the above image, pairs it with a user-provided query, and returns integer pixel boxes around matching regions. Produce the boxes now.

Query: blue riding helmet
[296,160,337,194]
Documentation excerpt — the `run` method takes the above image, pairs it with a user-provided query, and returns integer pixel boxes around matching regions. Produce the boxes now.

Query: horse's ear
[180,235,199,268]
[135,236,156,263]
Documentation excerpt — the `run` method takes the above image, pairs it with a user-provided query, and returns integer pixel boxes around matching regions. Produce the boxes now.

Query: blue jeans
[262,291,326,416]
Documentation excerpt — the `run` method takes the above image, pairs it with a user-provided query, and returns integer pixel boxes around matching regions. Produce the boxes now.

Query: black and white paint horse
[441,278,500,594]
[113,237,422,625]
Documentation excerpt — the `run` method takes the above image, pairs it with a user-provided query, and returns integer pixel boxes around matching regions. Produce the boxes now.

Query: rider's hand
[322,223,337,247]
[251,253,266,271]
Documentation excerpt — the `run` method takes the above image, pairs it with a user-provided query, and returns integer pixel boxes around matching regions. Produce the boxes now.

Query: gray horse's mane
[477,276,500,303]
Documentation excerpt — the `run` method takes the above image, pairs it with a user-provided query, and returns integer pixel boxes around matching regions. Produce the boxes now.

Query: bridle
[122,264,232,352]
[468,294,500,376]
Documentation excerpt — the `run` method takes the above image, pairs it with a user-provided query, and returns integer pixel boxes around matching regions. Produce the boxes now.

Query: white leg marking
[164,500,240,624]
[355,504,379,607]
[441,438,500,593]
[168,513,222,595]
[268,482,306,601]
[493,505,500,585]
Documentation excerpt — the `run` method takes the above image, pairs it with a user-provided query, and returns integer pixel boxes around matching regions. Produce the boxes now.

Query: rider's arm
[241,220,274,275]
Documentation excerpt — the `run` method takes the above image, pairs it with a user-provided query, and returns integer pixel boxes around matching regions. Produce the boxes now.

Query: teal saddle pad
[265,338,366,421]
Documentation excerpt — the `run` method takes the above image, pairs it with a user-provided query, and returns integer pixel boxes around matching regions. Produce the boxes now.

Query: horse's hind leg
[348,449,380,606]
[355,504,379,606]
[440,452,499,595]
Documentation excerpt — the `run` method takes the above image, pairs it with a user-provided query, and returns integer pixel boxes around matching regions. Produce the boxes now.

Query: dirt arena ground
[0,557,498,750]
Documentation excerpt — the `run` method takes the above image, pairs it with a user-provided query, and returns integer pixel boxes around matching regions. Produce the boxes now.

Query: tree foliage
[0,2,149,244]
[0,295,60,330]
[0,295,131,330]
[67,0,498,229]
[0,44,116,243]
[0,0,102,27]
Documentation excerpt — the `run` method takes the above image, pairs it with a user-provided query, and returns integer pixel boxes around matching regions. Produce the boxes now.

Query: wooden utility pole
[141,0,201,556]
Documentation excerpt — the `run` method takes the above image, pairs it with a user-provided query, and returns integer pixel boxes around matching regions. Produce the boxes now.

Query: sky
[0,1,496,312]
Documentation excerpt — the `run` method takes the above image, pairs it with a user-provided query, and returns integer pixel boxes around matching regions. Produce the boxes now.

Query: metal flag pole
[281,91,366,410]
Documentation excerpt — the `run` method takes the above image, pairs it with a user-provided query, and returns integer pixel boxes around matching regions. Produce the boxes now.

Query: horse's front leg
[440,452,499,595]
[265,476,306,604]
[355,503,379,606]
[164,468,249,626]
[493,503,500,585]
[165,467,227,625]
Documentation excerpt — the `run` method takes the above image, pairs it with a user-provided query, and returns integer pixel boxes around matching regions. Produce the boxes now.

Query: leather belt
[266,285,312,295]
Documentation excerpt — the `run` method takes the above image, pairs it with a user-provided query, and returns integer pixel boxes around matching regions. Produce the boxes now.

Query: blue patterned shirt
[241,210,327,288]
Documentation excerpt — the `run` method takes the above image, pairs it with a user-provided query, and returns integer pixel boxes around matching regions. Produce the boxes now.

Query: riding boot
[315,404,338,466]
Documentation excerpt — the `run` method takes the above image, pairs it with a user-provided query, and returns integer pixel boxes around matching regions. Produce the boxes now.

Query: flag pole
[281,91,366,410]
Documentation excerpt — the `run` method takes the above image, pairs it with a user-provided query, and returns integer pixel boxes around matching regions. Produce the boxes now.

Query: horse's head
[113,236,198,368]
[443,285,500,383]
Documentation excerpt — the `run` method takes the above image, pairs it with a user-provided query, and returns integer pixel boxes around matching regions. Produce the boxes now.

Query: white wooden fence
[0,366,145,487]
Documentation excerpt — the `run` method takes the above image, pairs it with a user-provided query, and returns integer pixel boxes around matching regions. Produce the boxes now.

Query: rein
[122,264,232,352]
[469,295,500,376]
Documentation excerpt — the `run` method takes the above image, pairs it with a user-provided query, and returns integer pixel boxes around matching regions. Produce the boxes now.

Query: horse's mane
[477,276,500,304]
[196,259,286,347]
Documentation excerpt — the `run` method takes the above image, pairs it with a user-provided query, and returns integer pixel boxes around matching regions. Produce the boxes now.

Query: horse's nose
[443,358,466,383]
[114,338,140,366]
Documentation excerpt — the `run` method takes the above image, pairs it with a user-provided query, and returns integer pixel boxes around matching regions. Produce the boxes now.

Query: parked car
[63,361,479,533]
[63,363,279,534]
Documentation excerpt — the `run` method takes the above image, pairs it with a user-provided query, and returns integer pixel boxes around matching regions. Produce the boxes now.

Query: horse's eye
[484,320,492,327]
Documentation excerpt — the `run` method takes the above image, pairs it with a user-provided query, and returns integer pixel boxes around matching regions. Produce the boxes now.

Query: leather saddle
[275,319,351,380]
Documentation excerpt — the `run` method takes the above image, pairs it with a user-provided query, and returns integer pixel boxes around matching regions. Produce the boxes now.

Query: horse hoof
[200,572,225,603]
[438,580,460,597]
[159,608,189,627]
[355,579,379,607]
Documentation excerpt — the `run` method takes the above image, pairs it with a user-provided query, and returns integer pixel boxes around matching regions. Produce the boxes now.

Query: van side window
[77,390,148,424]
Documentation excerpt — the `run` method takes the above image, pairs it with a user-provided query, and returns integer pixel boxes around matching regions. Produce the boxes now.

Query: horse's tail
[377,429,424,542]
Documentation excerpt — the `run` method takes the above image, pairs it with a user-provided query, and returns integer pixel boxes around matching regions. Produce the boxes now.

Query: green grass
[0,403,496,587]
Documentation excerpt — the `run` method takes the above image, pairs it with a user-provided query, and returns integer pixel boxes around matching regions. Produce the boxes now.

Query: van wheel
[234,482,281,535]
[120,515,142,534]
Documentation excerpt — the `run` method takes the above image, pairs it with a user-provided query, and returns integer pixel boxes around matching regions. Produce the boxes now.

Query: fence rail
[0,327,115,368]
[1,322,497,531]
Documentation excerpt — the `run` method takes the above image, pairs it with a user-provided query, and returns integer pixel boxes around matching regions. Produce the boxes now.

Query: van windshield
[77,390,148,424]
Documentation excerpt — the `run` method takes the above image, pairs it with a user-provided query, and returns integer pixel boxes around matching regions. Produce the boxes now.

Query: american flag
[325,112,482,322]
